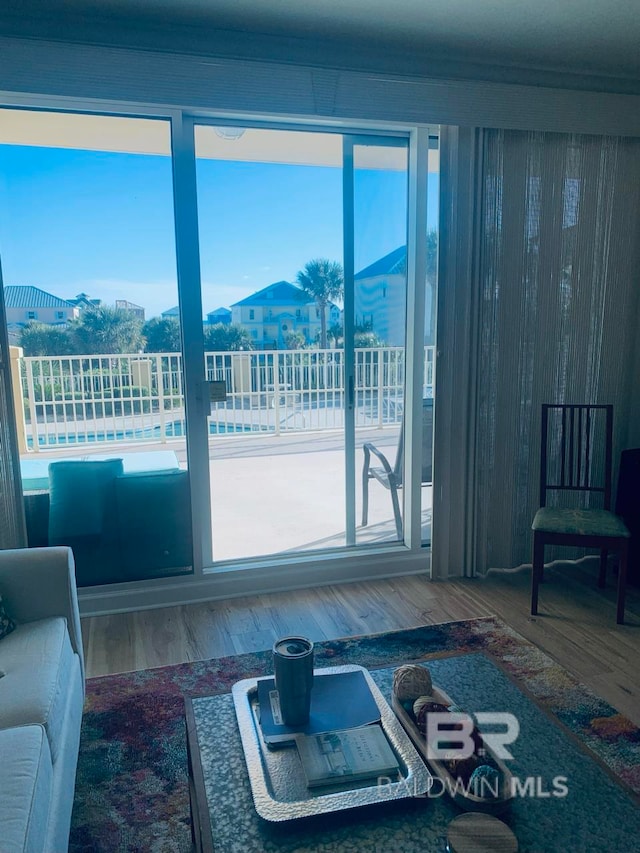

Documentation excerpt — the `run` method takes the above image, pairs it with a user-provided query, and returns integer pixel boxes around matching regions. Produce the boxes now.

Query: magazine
[296,724,400,789]
[257,669,381,747]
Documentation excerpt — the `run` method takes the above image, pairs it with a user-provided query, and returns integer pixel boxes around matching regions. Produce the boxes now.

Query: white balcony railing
[18,347,435,450]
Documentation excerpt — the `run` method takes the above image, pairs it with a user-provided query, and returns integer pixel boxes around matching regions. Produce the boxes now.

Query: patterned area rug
[70,616,640,852]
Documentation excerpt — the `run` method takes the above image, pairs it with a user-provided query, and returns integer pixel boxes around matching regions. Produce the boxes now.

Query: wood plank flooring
[82,561,640,724]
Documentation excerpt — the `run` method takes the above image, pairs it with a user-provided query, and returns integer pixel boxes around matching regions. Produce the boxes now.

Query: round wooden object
[446,813,518,853]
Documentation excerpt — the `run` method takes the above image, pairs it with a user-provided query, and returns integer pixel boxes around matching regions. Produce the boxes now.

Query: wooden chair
[530,404,630,624]
[362,398,433,539]
[615,448,640,587]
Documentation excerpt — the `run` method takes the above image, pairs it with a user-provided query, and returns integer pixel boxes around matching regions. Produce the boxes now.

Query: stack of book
[257,669,400,790]
[296,725,400,789]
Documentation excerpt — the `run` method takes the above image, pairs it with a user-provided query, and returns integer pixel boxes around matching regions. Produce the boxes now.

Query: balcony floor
[175,427,432,561]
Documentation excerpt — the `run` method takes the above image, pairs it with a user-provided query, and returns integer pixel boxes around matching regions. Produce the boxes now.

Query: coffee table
[185,653,640,852]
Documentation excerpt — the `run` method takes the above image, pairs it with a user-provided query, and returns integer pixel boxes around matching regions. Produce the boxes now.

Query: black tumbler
[272,636,314,727]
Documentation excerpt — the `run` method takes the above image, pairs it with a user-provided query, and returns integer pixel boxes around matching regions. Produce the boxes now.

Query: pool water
[29,420,262,447]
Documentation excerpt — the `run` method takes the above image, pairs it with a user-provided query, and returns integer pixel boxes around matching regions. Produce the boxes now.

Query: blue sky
[0,145,437,320]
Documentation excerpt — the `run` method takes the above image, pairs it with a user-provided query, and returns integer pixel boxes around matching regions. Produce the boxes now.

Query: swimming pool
[29,420,264,447]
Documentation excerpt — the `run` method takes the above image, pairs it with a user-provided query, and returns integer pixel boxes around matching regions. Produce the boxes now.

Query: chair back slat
[394,398,433,486]
[394,424,405,481]
[583,407,590,488]
[575,408,582,484]
[565,407,573,487]
[420,398,434,484]
[540,404,613,509]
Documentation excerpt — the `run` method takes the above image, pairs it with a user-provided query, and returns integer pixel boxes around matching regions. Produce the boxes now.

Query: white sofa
[0,547,85,853]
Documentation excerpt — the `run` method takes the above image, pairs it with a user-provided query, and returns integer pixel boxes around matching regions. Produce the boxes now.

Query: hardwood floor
[82,561,640,724]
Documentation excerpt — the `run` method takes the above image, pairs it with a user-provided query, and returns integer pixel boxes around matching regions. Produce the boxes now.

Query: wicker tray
[392,682,513,814]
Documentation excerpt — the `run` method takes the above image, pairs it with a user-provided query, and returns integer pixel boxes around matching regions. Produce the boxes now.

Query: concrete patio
[21,426,432,566]
[205,428,433,561]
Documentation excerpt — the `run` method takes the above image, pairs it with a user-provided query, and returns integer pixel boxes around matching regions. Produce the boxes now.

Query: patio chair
[530,404,630,624]
[361,397,433,539]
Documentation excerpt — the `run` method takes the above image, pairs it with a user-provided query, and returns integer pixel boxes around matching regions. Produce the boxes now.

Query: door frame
[181,119,424,566]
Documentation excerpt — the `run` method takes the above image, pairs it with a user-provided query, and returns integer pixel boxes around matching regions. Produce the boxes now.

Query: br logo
[424,712,519,760]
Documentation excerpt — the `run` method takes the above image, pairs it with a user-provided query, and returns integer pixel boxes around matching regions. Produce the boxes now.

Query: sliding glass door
[191,124,410,563]
[0,103,435,596]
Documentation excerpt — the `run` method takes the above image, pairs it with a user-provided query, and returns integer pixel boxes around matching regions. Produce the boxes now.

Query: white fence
[18,347,435,449]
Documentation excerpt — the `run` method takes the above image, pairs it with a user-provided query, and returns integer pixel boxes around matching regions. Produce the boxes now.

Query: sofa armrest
[0,546,85,684]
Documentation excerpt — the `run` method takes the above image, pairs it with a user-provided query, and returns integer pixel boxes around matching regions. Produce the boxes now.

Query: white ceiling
[3,0,640,83]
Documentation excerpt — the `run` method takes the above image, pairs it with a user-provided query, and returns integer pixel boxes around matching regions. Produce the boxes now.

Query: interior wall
[3,13,640,97]
[2,35,640,136]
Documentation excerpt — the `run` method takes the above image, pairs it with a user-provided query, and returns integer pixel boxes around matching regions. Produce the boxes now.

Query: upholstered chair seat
[532,507,630,538]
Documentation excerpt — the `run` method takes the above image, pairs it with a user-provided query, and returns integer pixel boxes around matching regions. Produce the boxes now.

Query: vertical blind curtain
[473,130,640,574]
[0,261,27,549]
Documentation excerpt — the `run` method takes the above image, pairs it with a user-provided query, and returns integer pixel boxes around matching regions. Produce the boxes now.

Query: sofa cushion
[0,725,52,853]
[0,617,76,764]
[0,593,15,639]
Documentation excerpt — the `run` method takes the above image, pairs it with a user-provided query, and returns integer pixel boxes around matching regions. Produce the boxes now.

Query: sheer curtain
[472,130,640,574]
[0,260,27,550]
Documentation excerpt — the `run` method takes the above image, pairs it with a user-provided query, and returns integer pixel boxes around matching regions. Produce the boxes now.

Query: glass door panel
[422,134,439,546]
[194,125,348,561]
[193,126,413,563]
[351,139,409,545]
[0,108,193,585]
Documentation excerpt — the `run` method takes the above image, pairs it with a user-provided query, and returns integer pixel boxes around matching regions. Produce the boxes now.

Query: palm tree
[142,316,182,353]
[203,323,253,352]
[71,305,144,354]
[327,322,343,348]
[19,321,71,356]
[296,259,343,349]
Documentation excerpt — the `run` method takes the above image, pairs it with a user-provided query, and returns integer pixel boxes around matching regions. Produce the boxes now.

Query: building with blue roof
[231,280,340,349]
[161,306,180,319]
[161,305,233,328]
[4,285,79,328]
[68,292,101,311]
[206,307,232,326]
[354,246,435,346]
